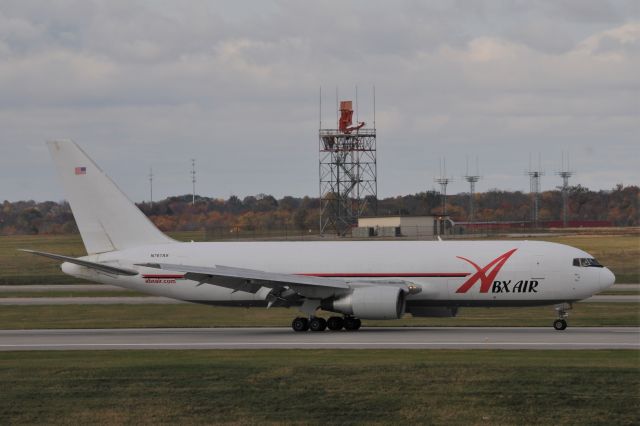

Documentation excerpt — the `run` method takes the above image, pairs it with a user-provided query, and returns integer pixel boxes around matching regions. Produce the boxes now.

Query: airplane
[22,140,615,332]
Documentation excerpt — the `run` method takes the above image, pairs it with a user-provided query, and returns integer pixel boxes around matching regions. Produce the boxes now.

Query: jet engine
[321,286,406,320]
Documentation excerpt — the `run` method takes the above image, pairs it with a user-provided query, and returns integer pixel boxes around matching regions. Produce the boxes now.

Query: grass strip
[0,302,637,329]
[0,290,147,298]
[0,350,638,425]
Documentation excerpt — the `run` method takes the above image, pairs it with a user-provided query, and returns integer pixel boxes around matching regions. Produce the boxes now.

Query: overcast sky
[1,0,638,202]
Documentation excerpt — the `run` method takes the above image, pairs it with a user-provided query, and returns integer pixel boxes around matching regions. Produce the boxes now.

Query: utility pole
[191,159,196,205]
[526,154,544,228]
[463,156,481,222]
[434,157,452,216]
[149,167,153,207]
[557,151,574,228]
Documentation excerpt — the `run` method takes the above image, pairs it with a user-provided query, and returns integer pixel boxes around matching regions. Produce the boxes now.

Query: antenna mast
[463,156,481,222]
[556,151,574,228]
[191,159,196,205]
[149,167,153,207]
[319,89,377,235]
[526,154,544,227]
[434,157,452,216]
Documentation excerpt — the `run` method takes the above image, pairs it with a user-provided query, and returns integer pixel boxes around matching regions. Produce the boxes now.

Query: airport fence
[201,224,563,241]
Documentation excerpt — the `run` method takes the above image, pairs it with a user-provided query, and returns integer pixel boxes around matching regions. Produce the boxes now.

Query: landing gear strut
[553,303,571,331]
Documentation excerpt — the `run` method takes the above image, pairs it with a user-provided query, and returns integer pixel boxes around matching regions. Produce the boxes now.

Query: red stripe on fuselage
[297,272,469,278]
[142,274,185,279]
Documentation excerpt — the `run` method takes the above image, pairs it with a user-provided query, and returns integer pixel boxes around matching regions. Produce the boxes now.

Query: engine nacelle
[406,306,458,317]
[322,286,406,320]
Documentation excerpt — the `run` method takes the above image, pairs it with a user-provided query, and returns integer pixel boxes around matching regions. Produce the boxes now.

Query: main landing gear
[292,316,361,332]
[553,303,571,331]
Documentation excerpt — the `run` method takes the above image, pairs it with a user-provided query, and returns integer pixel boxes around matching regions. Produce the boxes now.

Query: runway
[0,327,637,350]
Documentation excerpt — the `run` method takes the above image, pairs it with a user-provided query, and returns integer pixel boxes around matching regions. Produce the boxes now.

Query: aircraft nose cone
[600,268,616,290]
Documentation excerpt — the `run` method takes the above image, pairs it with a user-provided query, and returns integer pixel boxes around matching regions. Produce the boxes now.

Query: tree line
[1,184,637,236]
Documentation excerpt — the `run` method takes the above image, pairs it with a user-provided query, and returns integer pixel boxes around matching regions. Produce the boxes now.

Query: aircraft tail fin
[47,140,174,254]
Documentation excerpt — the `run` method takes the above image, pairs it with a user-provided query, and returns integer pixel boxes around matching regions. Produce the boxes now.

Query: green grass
[1,231,638,284]
[600,290,640,296]
[0,290,147,298]
[525,233,640,284]
[0,232,200,285]
[0,302,637,329]
[0,234,86,284]
[0,350,637,425]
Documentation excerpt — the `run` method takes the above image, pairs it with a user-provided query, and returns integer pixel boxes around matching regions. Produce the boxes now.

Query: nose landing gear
[553,303,572,331]
[553,319,567,331]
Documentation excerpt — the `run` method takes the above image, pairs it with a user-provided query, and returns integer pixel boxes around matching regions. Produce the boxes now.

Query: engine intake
[322,286,406,320]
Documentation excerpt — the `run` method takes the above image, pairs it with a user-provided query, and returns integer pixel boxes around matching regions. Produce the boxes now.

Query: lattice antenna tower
[191,159,196,205]
[319,86,377,236]
[434,157,453,216]
[526,153,544,227]
[556,151,574,228]
[463,156,481,222]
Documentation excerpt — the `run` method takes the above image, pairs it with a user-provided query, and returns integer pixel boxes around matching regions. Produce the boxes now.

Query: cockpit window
[573,258,604,268]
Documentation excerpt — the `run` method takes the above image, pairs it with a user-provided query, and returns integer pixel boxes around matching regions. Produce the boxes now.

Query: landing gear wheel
[327,316,344,331]
[309,317,327,332]
[344,317,362,331]
[553,303,571,331]
[292,317,310,332]
[553,319,567,331]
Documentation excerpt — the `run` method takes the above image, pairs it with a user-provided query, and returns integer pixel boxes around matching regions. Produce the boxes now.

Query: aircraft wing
[139,262,351,299]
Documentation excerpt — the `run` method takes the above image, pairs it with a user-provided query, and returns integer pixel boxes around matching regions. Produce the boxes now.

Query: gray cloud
[0,0,638,202]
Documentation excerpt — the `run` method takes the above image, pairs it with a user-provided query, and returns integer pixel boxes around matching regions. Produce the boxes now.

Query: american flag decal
[75,167,86,175]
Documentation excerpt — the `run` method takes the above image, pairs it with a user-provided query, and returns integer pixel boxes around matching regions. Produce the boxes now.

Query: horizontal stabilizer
[20,249,139,276]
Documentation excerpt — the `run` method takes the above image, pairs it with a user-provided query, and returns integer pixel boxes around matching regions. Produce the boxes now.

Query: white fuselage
[62,240,615,309]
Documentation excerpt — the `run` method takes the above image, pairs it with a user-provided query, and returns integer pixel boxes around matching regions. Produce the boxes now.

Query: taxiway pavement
[0,327,637,350]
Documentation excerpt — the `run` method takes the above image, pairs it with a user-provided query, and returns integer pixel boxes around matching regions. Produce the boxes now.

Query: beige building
[355,216,451,238]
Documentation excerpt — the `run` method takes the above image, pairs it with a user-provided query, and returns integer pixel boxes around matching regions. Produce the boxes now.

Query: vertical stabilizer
[47,140,174,254]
